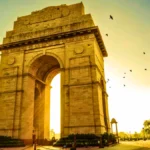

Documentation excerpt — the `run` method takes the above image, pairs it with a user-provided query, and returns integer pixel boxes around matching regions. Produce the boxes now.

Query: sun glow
[50,73,60,135]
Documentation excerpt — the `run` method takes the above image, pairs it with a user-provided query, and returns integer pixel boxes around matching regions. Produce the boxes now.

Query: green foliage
[144,120,150,127]
[118,130,150,141]
[119,132,128,138]
[53,133,117,148]
[143,120,150,135]
[0,136,25,147]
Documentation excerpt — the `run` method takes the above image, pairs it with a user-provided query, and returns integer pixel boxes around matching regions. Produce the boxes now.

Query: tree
[118,132,128,140]
[144,120,150,127]
[143,120,150,137]
[133,132,139,139]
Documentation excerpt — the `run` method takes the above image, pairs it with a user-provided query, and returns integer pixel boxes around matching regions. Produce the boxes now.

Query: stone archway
[25,55,62,144]
[0,2,111,145]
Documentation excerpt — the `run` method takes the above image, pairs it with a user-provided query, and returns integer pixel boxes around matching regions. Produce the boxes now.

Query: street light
[98,135,103,148]
[33,129,36,150]
[143,127,145,140]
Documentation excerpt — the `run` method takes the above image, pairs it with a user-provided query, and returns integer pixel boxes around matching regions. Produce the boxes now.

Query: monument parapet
[3,3,94,44]
[1,2,107,57]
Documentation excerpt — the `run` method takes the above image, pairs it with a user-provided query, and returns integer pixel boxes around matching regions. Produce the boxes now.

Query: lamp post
[74,134,76,149]
[33,129,36,150]
[71,130,76,150]
[143,127,145,140]
[129,131,131,141]
[99,135,103,148]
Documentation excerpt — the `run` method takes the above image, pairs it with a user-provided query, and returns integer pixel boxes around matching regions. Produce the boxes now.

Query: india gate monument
[0,3,111,144]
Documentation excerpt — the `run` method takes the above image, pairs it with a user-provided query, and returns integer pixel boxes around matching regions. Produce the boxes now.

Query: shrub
[53,133,117,148]
[0,136,25,147]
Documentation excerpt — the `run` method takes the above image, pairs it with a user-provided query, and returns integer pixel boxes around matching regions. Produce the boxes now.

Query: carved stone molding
[2,35,91,54]
[7,56,15,65]
[74,45,84,54]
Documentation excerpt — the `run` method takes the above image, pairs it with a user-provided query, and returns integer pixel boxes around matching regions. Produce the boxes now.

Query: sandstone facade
[0,2,110,144]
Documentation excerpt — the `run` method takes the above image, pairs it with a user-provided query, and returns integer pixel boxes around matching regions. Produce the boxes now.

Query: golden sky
[50,74,60,134]
[0,0,150,133]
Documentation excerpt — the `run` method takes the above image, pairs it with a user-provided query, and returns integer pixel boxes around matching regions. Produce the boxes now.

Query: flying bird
[106,79,110,83]
[130,70,132,72]
[123,77,125,78]
[124,84,126,87]
[145,68,147,71]
[106,34,108,36]
[110,15,113,20]
[143,52,146,54]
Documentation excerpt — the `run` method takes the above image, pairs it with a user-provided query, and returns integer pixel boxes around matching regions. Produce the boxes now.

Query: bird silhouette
[123,77,125,78]
[143,52,146,54]
[130,70,132,72]
[106,79,109,83]
[124,84,126,87]
[145,68,147,71]
[110,15,113,20]
[106,34,108,36]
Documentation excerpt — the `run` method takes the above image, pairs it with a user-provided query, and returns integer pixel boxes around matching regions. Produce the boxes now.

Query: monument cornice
[0,26,108,57]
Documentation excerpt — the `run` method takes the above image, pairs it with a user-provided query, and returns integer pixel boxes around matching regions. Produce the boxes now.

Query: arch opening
[28,55,61,143]
[50,73,60,140]
[29,55,60,81]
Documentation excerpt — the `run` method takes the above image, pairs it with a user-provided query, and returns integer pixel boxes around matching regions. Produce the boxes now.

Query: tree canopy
[143,120,150,134]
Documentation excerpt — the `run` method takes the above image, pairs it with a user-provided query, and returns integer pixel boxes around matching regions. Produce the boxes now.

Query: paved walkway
[101,144,150,150]
[1,142,150,150]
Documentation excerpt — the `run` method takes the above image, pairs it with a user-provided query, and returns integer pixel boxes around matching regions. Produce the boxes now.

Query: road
[103,143,150,150]
[1,142,150,150]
